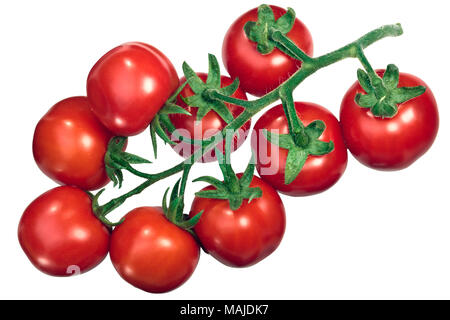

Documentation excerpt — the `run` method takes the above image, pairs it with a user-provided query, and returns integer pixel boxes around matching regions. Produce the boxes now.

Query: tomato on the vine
[222,5,313,97]
[110,207,199,293]
[168,73,250,162]
[18,186,109,276]
[340,70,439,170]
[190,174,285,268]
[33,96,116,191]
[87,42,179,136]
[252,102,348,197]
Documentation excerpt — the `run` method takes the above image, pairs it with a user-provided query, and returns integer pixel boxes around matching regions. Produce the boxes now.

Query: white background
[0,0,448,299]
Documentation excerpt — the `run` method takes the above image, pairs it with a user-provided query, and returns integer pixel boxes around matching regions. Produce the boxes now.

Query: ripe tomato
[222,5,313,97]
[252,102,348,196]
[168,73,250,162]
[18,186,109,276]
[110,207,199,293]
[340,71,439,170]
[87,42,179,136]
[33,96,115,191]
[190,174,285,267]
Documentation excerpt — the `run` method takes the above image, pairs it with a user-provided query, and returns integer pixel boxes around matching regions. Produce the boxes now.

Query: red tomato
[252,102,348,196]
[87,42,179,136]
[222,5,313,97]
[340,71,439,170]
[33,96,115,191]
[168,73,250,162]
[190,174,285,267]
[110,207,199,293]
[18,186,109,276]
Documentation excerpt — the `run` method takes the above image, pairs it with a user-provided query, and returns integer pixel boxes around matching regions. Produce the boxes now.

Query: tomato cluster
[19,4,439,294]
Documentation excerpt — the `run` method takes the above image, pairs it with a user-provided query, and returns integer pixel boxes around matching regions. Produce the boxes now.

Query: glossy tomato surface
[190,174,285,267]
[340,71,439,170]
[252,102,348,196]
[222,5,313,97]
[110,207,199,293]
[33,96,114,191]
[169,73,250,162]
[18,186,109,276]
[87,42,179,136]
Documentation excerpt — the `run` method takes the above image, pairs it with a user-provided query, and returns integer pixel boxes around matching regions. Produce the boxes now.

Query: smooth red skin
[33,96,114,191]
[169,73,250,162]
[340,71,439,170]
[222,5,313,97]
[252,102,348,197]
[87,42,179,136]
[110,207,200,293]
[190,174,285,268]
[18,186,109,276]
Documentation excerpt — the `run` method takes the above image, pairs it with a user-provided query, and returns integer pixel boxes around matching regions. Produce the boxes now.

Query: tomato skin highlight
[33,96,114,191]
[340,71,439,170]
[169,73,250,162]
[222,5,313,97]
[87,42,179,136]
[18,186,110,276]
[190,174,285,268]
[110,207,200,293]
[252,102,348,197]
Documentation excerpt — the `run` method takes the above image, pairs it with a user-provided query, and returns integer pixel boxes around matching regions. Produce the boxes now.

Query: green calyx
[104,137,151,188]
[181,54,240,123]
[162,165,203,233]
[355,64,426,118]
[244,4,296,55]
[194,149,262,211]
[264,120,334,185]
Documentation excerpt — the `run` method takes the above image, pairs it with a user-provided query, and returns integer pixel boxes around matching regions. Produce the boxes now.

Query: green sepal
[263,119,335,185]
[180,54,239,124]
[182,61,205,94]
[244,4,296,55]
[206,53,221,88]
[149,121,158,159]
[193,150,262,210]
[383,64,399,89]
[177,211,203,230]
[355,64,427,118]
[392,86,426,104]
[285,148,307,185]
[151,114,177,146]
[160,102,192,116]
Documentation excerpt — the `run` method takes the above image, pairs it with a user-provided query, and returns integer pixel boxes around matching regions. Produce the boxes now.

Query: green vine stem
[95,22,404,223]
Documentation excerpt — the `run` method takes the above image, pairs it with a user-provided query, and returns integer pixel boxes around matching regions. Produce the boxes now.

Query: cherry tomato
[18,186,109,276]
[168,73,250,162]
[110,207,199,293]
[87,42,179,136]
[190,174,285,267]
[340,71,439,170]
[252,102,348,196]
[222,5,313,97]
[33,96,115,191]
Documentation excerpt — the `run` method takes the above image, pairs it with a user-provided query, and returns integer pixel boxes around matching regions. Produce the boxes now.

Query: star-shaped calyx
[264,120,334,185]
[194,145,262,210]
[355,64,426,118]
[244,4,296,56]
[181,54,240,123]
